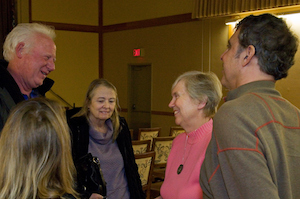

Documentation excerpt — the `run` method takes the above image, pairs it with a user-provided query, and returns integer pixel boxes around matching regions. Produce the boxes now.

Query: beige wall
[18,0,100,107]
[31,0,99,25]
[47,30,99,108]
[103,0,194,25]
[17,1,300,136]
[103,18,228,135]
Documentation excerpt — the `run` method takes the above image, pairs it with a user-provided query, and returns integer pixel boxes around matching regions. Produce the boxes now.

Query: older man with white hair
[0,23,56,132]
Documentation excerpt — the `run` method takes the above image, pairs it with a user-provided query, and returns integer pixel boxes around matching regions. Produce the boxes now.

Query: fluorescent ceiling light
[278,13,300,19]
[225,21,238,26]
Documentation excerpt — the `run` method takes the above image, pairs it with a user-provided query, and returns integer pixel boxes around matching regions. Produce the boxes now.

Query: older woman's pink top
[160,119,213,199]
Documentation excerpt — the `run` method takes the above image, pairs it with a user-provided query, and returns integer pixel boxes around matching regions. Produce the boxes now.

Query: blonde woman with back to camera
[0,98,78,199]
[156,71,222,199]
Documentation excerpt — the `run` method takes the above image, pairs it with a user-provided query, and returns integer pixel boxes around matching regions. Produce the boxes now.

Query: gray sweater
[200,81,300,199]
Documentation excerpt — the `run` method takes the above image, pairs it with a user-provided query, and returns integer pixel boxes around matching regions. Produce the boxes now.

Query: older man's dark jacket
[0,59,54,132]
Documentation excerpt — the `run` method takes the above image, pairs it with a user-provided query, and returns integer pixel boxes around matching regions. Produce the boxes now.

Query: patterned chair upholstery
[169,126,185,137]
[132,140,151,154]
[138,127,161,150]
[151,136,174,182]
[152,136,174,166]
[135,151,155,199]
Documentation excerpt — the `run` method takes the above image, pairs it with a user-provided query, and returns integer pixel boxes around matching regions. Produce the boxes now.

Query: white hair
[3,23,56,61]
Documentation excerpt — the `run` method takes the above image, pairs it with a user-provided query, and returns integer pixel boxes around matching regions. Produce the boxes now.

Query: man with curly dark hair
[200,13,300,199]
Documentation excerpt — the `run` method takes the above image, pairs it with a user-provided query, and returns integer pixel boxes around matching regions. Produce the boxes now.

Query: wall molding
[103,13,196,33]
[119,108,174,116]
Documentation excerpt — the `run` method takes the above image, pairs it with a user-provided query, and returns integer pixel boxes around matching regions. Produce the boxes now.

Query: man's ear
[15,42,25,58]
[242,45,255,67]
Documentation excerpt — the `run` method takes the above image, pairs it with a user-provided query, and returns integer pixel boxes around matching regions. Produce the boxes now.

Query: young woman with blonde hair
[0,98,78,199]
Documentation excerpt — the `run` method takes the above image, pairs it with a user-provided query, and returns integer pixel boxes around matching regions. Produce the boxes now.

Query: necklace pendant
[177,164,183,174]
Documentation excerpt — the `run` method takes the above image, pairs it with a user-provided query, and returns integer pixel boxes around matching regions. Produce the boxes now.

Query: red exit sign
[133,48,145,57]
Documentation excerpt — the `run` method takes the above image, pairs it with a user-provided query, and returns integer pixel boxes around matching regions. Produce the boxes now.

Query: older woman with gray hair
[156,71,222,199]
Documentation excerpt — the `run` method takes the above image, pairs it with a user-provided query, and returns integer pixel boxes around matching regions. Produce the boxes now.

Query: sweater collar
[186,118,213,144]
[226,80,277,102]
[89,119,113,144]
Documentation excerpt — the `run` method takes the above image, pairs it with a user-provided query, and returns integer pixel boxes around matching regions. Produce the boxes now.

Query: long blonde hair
[0,98,78,199]
[73,78,121,141]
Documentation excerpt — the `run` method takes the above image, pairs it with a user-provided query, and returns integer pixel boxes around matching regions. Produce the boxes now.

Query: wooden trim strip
[31,13,195,34]
[151,111,174,116]
[103,13,196,33]
[118,109,173,116]
[98,0,103,78]
[29,0,32,22]
[118,108,128,112]
[30,21,101,33]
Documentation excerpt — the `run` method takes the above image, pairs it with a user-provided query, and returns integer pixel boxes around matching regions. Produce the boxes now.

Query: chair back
[138,127,161,150]
[129,129,134,140]
[135,151,155,199]
[152,136,174,168]
[132,140,151,154]
[169,126,185,137]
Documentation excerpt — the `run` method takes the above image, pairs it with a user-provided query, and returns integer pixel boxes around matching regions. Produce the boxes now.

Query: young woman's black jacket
[68,115,145,199]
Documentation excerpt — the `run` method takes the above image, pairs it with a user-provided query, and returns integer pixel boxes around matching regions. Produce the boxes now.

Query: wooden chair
[150,181,163,199]
[129,129,134,140]
[135,151,155,199]
[138,127,161,150]
[151,136,174,182]
[169,126,185,137]
[132,140,151,155]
